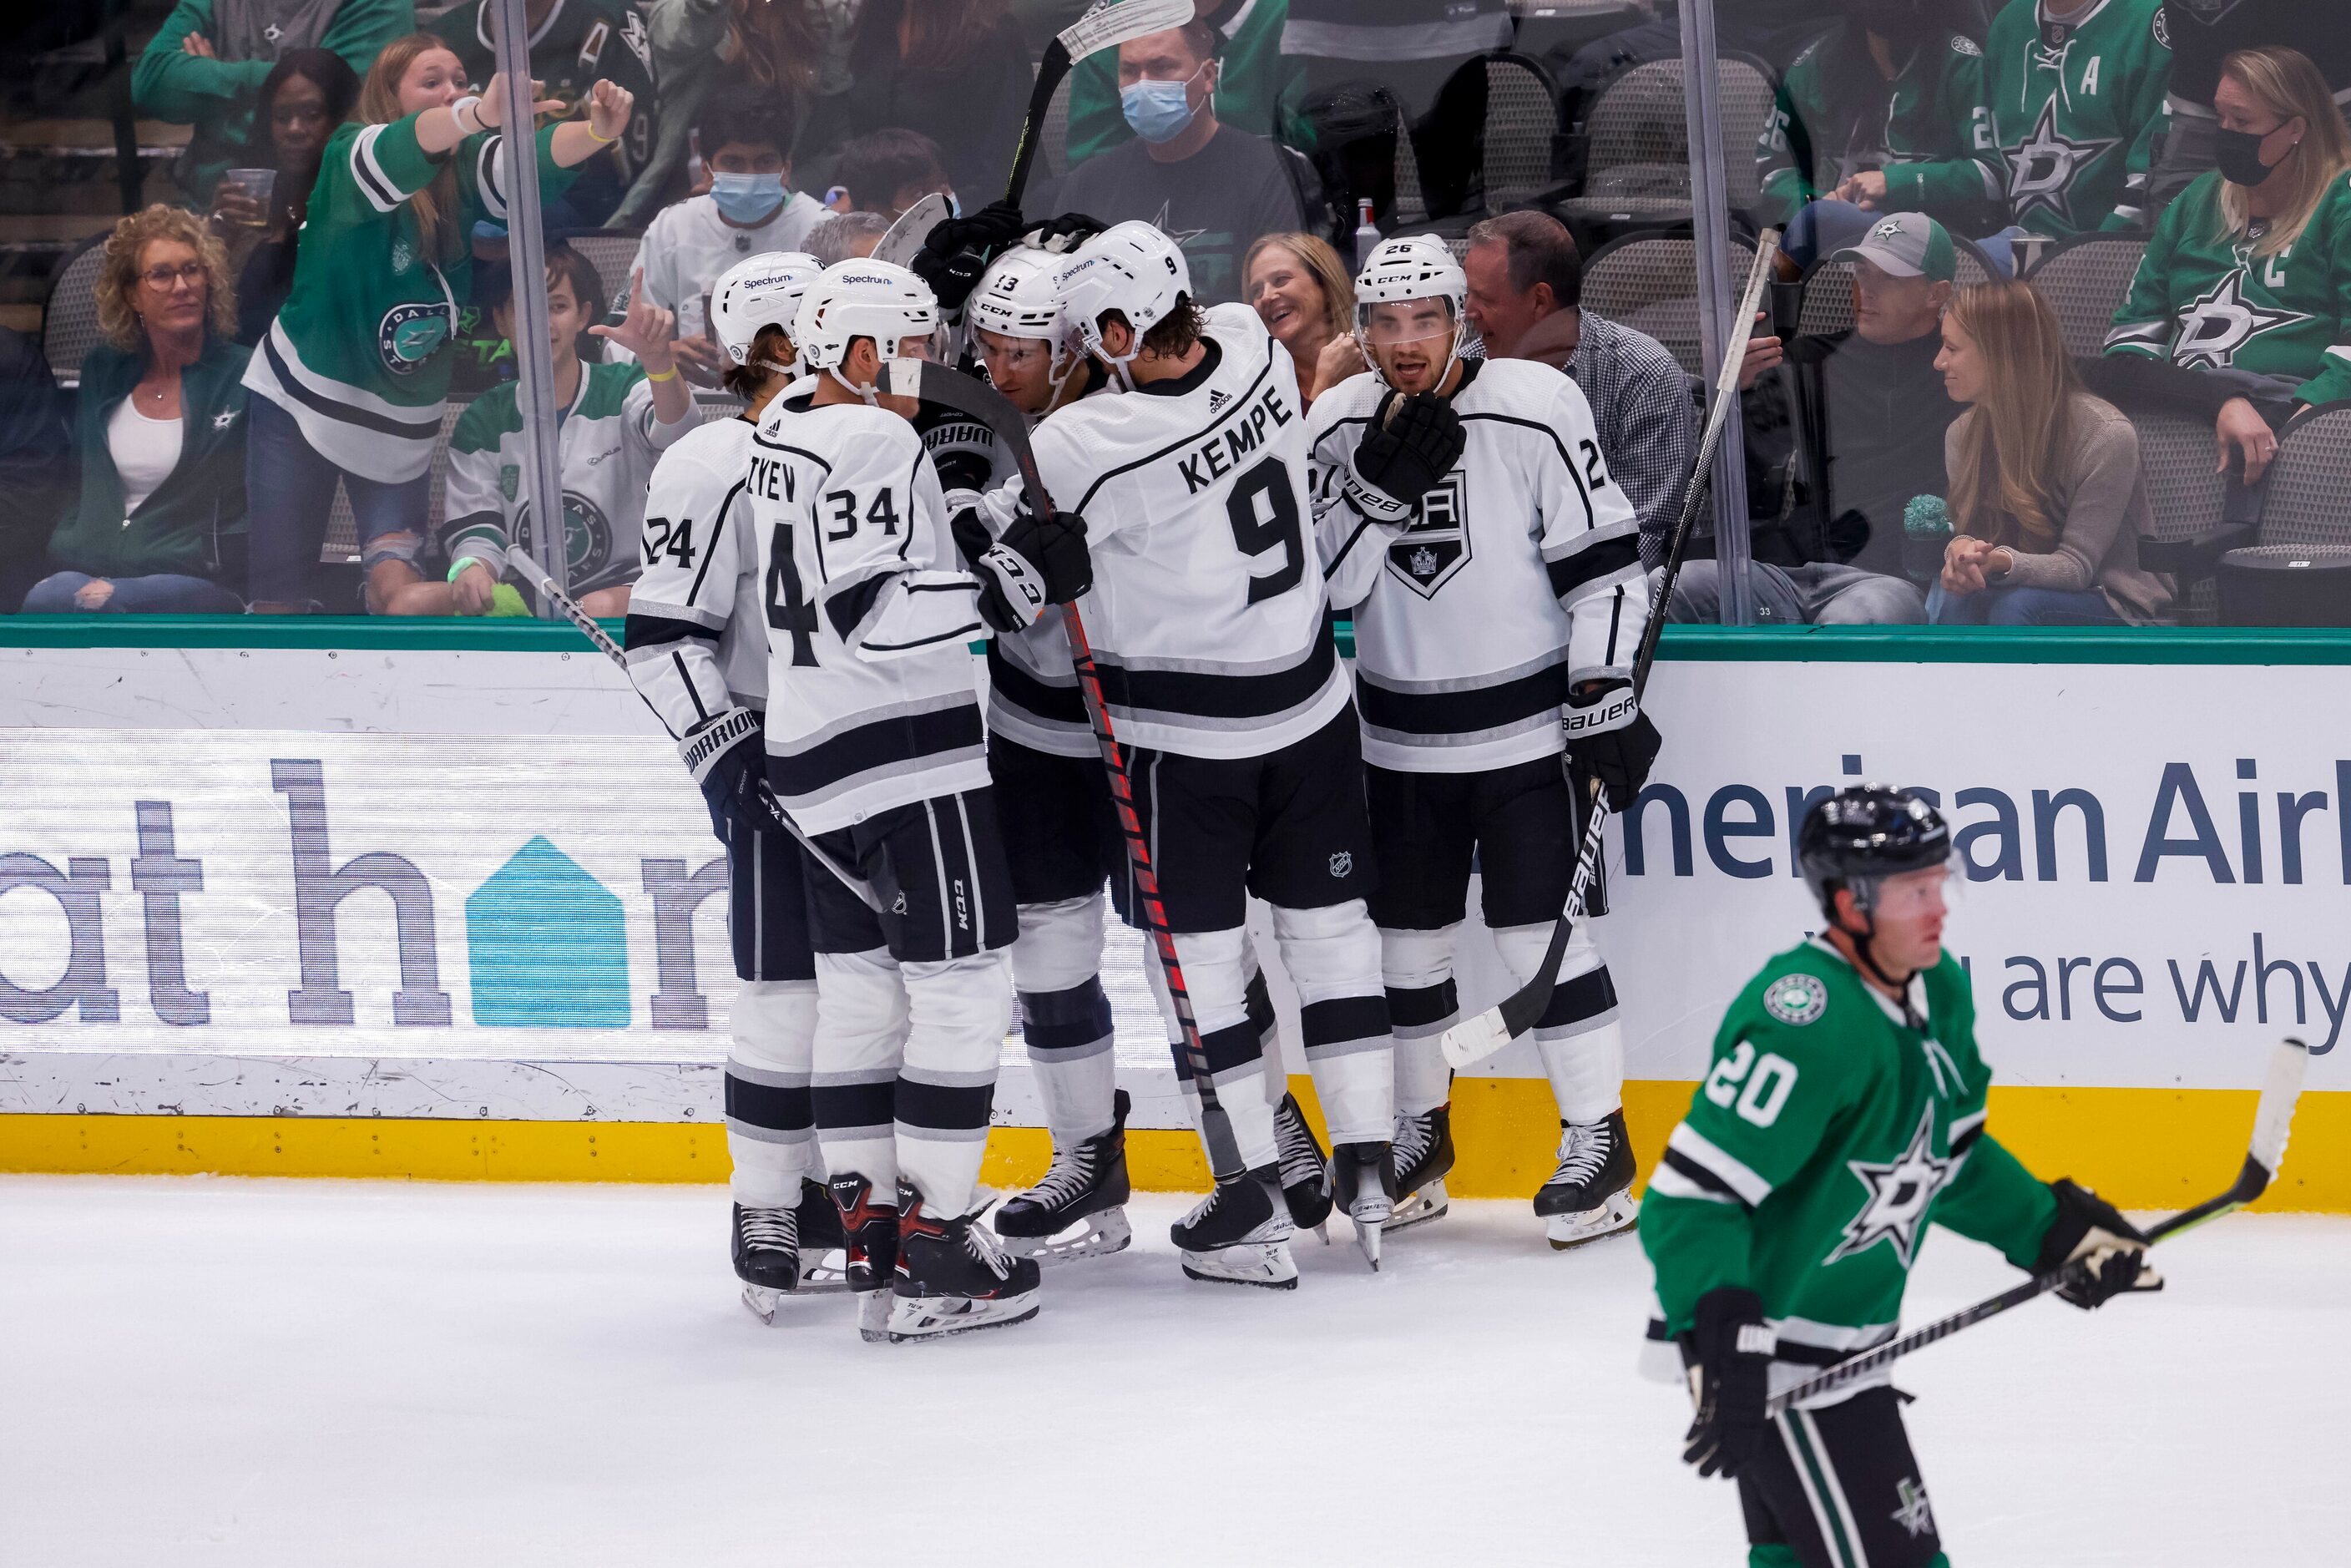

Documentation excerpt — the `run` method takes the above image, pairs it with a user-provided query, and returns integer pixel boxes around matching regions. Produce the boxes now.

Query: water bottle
[1354,199,1381,270]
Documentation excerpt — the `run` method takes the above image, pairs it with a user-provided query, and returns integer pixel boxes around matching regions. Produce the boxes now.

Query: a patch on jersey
[517,490,616,584]
[1824,1103,1955,1269]
[499,463,520,502]
[1892,1476,1937,1540]
[579,18,609,71]
[2151,5,2169,48]
[377,301,451,375]
[2171,271,2313,370]
[619,12,653,73]
[2005,99,2120,225]
[1328,851,1354,879]
[1384,472,1469,597]
[1762,973,1828,1027]
[1949,33,1980,57]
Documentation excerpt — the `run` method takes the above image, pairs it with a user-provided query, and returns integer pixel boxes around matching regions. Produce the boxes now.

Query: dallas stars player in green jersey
[1983,0,2172,240]
[1641,787,2158,1568]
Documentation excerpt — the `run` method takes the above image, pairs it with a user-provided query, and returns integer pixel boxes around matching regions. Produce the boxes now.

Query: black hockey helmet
[1797,785,1950,922]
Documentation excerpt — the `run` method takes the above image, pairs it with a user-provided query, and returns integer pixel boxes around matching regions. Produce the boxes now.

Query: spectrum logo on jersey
[1176,382,1296,494]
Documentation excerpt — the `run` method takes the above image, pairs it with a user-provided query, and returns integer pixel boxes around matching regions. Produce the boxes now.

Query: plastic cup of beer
[220,168,277,226]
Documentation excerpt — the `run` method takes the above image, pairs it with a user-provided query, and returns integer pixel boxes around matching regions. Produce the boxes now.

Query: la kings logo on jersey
[2005,99,2119,224]
[2172,271,2313,370]
[1824,1102,1955,1269]
[1386,472,1469,597]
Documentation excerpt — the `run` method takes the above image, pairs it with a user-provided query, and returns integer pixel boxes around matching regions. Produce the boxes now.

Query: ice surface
[2,1178,2343,1565]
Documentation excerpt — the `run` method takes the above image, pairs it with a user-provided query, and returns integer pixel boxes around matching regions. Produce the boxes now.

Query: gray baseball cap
[1833,212,1956,283]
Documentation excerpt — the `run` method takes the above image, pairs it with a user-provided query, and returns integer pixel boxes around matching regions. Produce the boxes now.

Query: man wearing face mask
[1054,19,1317,305]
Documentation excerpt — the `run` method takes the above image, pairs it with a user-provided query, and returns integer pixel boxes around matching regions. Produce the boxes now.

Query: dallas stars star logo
[2005,99,2118,225]
[1823,1103,1954,1268]
[1148,200,1206,249]
[2171,271,2313,371]
[1891,1476,1936,1540]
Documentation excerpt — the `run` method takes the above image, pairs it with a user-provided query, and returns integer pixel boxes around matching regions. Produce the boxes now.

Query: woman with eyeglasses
[21,206,251,614]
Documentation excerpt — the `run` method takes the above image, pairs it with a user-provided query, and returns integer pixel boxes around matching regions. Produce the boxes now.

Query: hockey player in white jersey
[751,258,1090,1340]
[1307,235,1662,1249]
[622,250,841,1319]
[1024,221,1398,1278]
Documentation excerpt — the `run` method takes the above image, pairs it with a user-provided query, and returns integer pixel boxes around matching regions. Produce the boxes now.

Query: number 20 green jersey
[1640,938,2058,1408]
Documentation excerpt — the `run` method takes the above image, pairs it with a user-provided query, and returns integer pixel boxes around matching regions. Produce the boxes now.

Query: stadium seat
[2217,408,2351,626]
[38,232,106,386]
[1554,55,1776,237]
[1480,52,1563,211]
[1580,231,1757,378]
[2026,235,2149,358]
[2130,412,2232,625]
[551,229,644,315]
[696,392,749,422]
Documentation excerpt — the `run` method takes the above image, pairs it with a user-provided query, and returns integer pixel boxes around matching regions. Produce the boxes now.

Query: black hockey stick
[508,544,884,913]
[1442,230,1782,1070]
[889,360,1248,1178]
[1767,1037,2310,1414]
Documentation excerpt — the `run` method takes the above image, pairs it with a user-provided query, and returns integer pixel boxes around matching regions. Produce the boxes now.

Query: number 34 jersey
[1026,304,1350,761]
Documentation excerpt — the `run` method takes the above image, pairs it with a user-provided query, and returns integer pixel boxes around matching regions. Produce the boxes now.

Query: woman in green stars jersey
[1641,787,2158,1568]
[240,32,634,614]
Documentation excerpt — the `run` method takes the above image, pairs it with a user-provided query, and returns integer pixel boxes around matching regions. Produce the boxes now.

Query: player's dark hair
[1134,292,1206,360]
[696,78,798,163]
[1467,210,1582,312]
[722,324,795,399]
[833,129,948,213]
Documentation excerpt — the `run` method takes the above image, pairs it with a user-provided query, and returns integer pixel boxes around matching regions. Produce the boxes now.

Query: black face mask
[2214,126,2286,189]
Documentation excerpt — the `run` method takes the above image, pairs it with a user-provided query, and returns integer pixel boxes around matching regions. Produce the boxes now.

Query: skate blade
[1545,1190,1641,1251]
[855,1290,893,1343]
[997,1206,1133,1267]
[1179,1241,1299,1290]
[1386,1179,1449,1233]
[1351,1214,1384,1270]
[884,1288,1042,1343]
[741,1283,780,1325]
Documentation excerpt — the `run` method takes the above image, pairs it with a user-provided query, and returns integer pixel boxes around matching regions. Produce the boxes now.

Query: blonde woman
[25,206,249,615]
[241,33,635,614]
[2105,47,2351,484]
[1244,232,1360,404]
[1934,281,2171,626]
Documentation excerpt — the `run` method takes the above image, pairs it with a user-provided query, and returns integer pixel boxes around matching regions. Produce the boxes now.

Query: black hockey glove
[2036,1178,2162,1308]
[1681,1287,1773,1479]
[1344,389,1464,524]
[1565,679,1661,807]
[1020,211,1108,255]
[953,503,1090,633]
[912,200,1027,312]
[680,707,774,843]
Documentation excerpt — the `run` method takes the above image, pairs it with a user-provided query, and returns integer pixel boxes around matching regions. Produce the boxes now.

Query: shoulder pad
[1949,33,1981,58]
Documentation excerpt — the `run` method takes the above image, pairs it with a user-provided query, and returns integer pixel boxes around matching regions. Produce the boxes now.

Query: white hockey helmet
[1056,220,1191,375]
[791,258,941,393]
[968,246,1084,385]
[1353,234,1469,386]
[709,250,822,369]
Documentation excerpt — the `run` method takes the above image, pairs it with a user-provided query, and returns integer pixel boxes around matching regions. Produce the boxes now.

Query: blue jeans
[21,570,245,614]
[244,394,431,609]
[1927,583,2123,626]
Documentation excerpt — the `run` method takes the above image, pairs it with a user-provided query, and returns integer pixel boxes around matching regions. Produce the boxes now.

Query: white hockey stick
[873,192,951,268]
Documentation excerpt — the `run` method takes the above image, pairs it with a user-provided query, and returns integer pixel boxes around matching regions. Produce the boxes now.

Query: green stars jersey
[2105,169,2351,408]
[441,359,692,599]
[1641,938,2057,1409]
[241,114,576,484]
[1757,26,2002,230]
[1984,0,2172,239]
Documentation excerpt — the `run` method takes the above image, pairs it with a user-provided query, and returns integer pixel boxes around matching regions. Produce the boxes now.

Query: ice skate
[733,1201,802,1324]
[1327,1141,1398,1268]
[827,1172,900,1342]
[993,1090,1133,1265]
[1272,1091,1334,1239]
[1385,1105,1455,1234]
[1171,1166,1298,1289]
[793,1177,851,1292]
[1535,1110,1639,1250]
[887,1181,1042,1343]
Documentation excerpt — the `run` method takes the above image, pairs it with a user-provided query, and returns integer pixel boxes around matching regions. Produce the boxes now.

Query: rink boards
[1,621,2347,1209]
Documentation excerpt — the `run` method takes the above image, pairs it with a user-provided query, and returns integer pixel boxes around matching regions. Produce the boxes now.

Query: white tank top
[107,396,183,516]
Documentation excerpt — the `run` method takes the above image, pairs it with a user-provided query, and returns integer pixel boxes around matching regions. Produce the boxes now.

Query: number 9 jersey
[1026,302,1349,761]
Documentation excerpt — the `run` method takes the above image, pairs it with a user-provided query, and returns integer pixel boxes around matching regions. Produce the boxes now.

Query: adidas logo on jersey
[1208,389,1231,412]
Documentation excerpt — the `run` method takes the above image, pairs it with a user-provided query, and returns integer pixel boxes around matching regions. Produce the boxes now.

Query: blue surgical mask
[710,171,787,225]
[1121,64,1206,144]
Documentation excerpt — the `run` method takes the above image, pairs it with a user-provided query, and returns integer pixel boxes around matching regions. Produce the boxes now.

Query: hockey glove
[1681,1287,1774,1479]
[1021,211,1108,255]
[954,503,1090,632]
[2037,1178,2162,1308]
[1344,390,1465,524]
[912,200,1026,313]
[680,706,775,843]
[1565,679,1661,806]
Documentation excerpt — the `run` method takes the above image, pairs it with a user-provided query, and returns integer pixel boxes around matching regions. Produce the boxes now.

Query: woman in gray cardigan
[1929,280,2173,627]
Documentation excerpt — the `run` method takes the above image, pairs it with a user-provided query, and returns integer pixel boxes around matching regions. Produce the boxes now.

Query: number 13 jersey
[1026,304,1350,761]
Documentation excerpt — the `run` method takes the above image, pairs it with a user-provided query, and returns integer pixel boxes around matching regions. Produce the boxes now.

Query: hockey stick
[506,544,884,913]
[1441,230,1782,1071]
[873,192,952,268]
[1766,1037,2311,1414]
[890,358,1247,1179]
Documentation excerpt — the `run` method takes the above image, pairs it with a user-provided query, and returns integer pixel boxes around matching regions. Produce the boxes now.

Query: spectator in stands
[241,34,631,614]
[0,327,75,613]
[134,0,410,205]
[390,245,690,617]
[1464,210,1698,567]
[842,1,1029,202]
[1674,212,1959,625]
[636,81,827,387]
[2150,0,2351,208]
[429,0,657,230]
[1055,18,1314,305]
[806,210,889,265]
[2097,48,2351,488]
[1973,0,2172,243]
[1761,0,2002,271]
[1932,280,2170,625]
[731,0,863,160]
[1244,232,1357,405]
[23,208,250,615]
[1064,0,1307,166]
[827,129,958,223]
[206,49,361,346]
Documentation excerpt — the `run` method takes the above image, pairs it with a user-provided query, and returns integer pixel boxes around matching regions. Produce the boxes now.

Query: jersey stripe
[1544,525,1644,603]
[1095,613,1337,723]
[1356,651,1569,741]
[1650,1148,1746,1206]
[1666,1121,1775,1206]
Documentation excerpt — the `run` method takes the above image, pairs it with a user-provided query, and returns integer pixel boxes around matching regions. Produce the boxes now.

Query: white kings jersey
[1023,303,1349,760]
[623,412,771,733]
[743,388,993,832]
[1307,357,1646,774]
